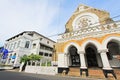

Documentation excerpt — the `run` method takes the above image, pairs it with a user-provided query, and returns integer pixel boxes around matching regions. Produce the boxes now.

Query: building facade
[53,4,120,77]
[5,31,55,67]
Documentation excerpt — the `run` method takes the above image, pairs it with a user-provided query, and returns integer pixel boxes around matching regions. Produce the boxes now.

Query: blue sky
[0,0,120,46]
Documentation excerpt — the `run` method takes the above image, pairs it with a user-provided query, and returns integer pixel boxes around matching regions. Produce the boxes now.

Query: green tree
[20,55,29,63]
[28,53,42,61]
[19,54,42,71]
[20,54,42,63]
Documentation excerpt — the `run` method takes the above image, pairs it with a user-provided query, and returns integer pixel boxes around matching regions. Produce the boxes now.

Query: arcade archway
[85,44,102,68]
[107,40,120,67]
[68,46,80,67]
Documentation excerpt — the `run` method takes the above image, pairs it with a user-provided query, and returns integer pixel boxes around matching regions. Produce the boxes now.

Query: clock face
[74,15,97,30]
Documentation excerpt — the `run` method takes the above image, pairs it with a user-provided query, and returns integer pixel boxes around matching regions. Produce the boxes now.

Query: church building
[52,4,120,78]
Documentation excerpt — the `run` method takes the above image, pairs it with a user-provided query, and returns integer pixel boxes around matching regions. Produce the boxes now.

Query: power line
[47,33,62,37]
[89,14,120,27]
[112,15,120,19]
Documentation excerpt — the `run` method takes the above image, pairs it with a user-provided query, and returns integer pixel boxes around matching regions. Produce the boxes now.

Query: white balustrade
[58,21,120,42]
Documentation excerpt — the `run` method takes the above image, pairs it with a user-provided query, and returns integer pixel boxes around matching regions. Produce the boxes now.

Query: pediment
[65,4,111,32]
[75,4,91,13]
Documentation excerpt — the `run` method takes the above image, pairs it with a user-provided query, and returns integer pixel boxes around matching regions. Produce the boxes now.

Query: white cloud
[0,0,63,46]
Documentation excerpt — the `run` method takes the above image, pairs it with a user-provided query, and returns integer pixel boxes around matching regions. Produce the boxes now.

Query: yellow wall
[56,33,120,53]
[52,5,120,61]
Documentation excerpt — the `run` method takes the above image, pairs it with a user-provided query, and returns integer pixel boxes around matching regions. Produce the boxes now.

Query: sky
[0,0,120,46]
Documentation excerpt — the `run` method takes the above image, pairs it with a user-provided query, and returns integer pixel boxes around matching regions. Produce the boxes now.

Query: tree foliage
[20,55,28,63]
[20,54,42,63]
[28,53,42,61]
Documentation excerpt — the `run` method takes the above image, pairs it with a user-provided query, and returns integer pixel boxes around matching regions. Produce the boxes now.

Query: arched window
[107,41,120,60]
[17,41,21,48]
[7,44,9,49]
[25,41,30,48]
[32,43,36,49]
[13,42,16,49]
[10,43,13,50]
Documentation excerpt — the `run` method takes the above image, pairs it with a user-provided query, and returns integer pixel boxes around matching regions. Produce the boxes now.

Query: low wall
[0,66,13,70]
[25,66,58,75]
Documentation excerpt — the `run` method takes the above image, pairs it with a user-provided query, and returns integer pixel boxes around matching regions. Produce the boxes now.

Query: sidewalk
[0,66,13,70]
[6,68,118,80]
[7,69,105,80]
[56,73,105,80]
[0,64,13,71]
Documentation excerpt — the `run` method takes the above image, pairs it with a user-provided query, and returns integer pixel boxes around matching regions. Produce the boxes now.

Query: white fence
[25,66,58,75]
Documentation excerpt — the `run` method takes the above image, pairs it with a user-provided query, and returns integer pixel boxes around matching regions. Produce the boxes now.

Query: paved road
[0,70,103,80]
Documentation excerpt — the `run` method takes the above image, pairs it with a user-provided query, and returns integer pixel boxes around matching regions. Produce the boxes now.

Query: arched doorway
[85,44,101,68]
[107,40,120,67]
[68,46,80,67]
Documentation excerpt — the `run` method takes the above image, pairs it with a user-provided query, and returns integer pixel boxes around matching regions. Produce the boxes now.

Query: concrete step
[68,67,104,78]
[69,67,80,72]
[89,68,120,79]
[68,72,80,76]
[114,69,120,79]
[68,67,80,76]
[88,69,104,78]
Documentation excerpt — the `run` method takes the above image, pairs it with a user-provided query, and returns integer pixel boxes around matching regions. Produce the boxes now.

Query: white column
[64,53,68,67]
[31,61,32,66]
[99,49,112,70]
[5,55,10,65]
[13,54,19,67]
[68,54,70,66]
[26,62,28,65]
[35,61,37,66]
[46,61,47,66]
[79,51,87,69]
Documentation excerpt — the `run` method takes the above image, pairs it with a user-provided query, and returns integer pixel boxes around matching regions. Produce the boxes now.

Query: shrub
[20,54,42,63]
